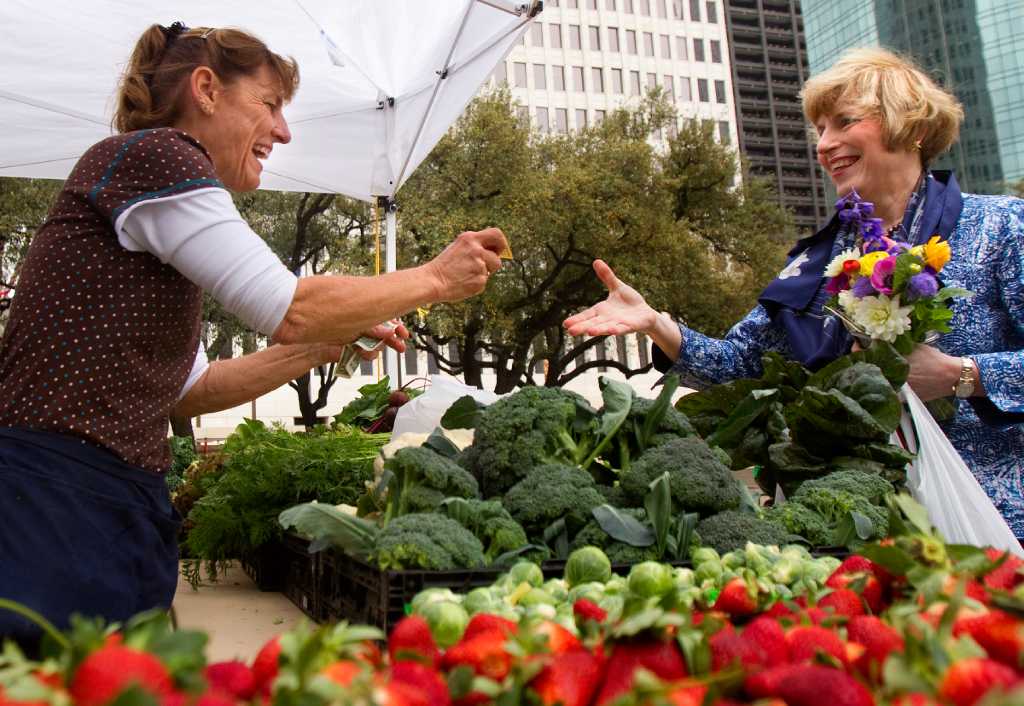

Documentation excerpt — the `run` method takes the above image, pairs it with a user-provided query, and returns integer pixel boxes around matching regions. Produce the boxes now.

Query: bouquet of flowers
[824,190,970,355]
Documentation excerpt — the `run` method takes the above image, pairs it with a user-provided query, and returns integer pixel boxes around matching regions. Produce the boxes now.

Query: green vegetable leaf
[645,473,672,558]
[278,503,378,557]
[580,377,634,469]
[639,376,679,448]
[423,427,460,458]
[592,504,655,547]
[440,395,488,430]
[706,388,779,450]
[850,511,875,540]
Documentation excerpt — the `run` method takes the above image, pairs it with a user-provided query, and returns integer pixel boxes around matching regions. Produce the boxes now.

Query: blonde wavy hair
[801,47,963,165]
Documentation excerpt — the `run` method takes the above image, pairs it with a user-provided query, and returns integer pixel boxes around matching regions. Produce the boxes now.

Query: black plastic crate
[240,541,290,592]
[281,534,320,621]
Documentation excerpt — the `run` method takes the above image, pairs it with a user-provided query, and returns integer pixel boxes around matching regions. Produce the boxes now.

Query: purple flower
[905,272,939,301]
[826,274,850,295]
[851,276,876,298]
[861,218,885,241]
[870,256,897,295]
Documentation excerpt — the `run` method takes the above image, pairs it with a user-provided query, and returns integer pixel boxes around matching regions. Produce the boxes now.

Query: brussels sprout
[627,561,675,599]
[694,561,724,585]
[518,588,555,607]
[721,551,745,570]
[770,557,804,585]
[598,594,625,622]
[421,601,469,648]
[804,560,832,584]
[781,544,813,562]
[411,587,460,615]
[818,556,842,574]
[673,567,695,587]
[691,547,720,565]
[673,586,700,610]
[543,578,569,602]
[568,581,606,605]
[524,603,558,621]
[604,576,628,595]
[565,547,612,588]
[463,587,498,615]
[508,561,545,588]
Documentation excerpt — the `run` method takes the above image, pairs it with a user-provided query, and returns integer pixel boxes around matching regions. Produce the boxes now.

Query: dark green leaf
[580,377,634,469]
[767,441,827,475]
[278,503,378,556]
[639,376,679,448]
[592,504,655,547]
[447,665,476,699]
[542,518,570,559]
[423,427,460,458]
[706,388,779,450]
[645,473,672,558]
[859,544,917,576]
[440,395,488,430]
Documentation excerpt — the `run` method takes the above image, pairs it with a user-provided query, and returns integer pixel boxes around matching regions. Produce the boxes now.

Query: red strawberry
[442,629,513,680]
[534,620,581,655]
[891,694,939,706]
[714,578,758,617]
[381,679,432,706]
[763,601,797,620]
[462,613,517,641]
[741,617,789,668]
[710,631,759,672]
[745,664,874,706]
[251,635,282,698]
[953,609,1023,668]
[826,571,884,614]
[530,648,604,706]
[785,625,848,667]
[846,615,903,680]
[204,661,256,700]
[160,691,189,706]
[70,641,174,706]
[938,576,989,604]
[664,684,707,706]
[819,588,865,618]
[594,639,687,705]
[390,661,451,706]
[982,549,1024,591]
[389,616,441,668]
[836,555,892,587]
[938,658,1020,706]
[573,599,607,623]
[194,692,236,706]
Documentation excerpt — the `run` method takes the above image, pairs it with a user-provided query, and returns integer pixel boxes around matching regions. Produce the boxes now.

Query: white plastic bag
[391,374,499,438]
[898,385,1023,556]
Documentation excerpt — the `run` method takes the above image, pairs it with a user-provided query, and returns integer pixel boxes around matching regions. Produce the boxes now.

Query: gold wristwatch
[953,357,976,398]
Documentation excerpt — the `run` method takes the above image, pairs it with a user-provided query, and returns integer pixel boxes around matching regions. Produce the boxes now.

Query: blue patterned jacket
[663,190,1024,537]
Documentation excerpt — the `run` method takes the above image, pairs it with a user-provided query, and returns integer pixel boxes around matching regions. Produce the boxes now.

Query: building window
[676,36,688,60]
[556,108,569,133]
[630,70,642,95]
[516,105,529,121]
[552,65,566,91]
[550,24,562,48]
[717,120,730,143]
[714,79,726,103]
[592,67,605,92]
[664,74,675,99]
[573,65,586,91]
[689,0,700,22]
[548,0,558,5]
[493,63,507,84]
[612,67,624,93]
[657,0,668,18]
[643,32,655,56]
[536,107,549,132]
[647,72,658,90]
[626,29,638,54]
[514,62,527,87]
[576,109,588,129]
[660,34,672,59]
[640,0,651,15]
[672,0,684,18]
[567,0,578,7]
[706,0,717,23]
[595,109,606,123]
[606,0,617,9]
[608,27,620,51]
[693,37,705,62]
[531,23,544,47]
[697,78,709,102]
[534,64,547,90]
[569,25,582,50]
[679,76,691,100]
[587,0,598,9]
[622,0,633,11]
[710,39,721,63]
[589,25,601,50]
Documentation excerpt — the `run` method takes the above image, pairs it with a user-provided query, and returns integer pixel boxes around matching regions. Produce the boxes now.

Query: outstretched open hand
[563,260,657,337]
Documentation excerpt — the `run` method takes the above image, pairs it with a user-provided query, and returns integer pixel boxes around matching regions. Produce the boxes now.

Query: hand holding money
[335,320,409,378]
[424,227,511,302]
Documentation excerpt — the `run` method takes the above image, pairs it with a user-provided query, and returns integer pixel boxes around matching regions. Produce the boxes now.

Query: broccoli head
[373,513,485,570]
[383,446,479,521]
[597,483,633,508]
[441,498,529,562]
[790,469,895,505]
[791,487,889,541]
[462,386,589,496]
[503,463,605,539]
[762,501,833,547]
[630,398,696,442]
[570,509,660,565]
[620,436,740,516]
[695,510,793,554]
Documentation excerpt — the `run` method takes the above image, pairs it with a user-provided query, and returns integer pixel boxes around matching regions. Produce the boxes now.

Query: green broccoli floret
[441,498,529,562]
[620,437,740,516]
[762,501,833,547]
[791,487,889,541]
[373,513,485,570]
[598,484,632,508]
[383,446,479,521]
[696,510,793,554]
[503,464,605,538]
[791,470,895,505]
[570,509,660,565]
[462,386,591,496]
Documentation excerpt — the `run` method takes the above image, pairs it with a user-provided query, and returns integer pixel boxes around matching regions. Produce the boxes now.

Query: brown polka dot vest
[0,129,223,473]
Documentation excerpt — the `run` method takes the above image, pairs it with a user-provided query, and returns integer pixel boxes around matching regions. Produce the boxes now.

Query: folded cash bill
[334,322,397,379]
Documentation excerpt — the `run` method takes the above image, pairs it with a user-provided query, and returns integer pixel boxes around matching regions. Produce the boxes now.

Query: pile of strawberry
[1,537,1022,706]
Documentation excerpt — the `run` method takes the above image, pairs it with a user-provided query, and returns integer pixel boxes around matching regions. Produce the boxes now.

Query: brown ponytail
[113,24,299,134]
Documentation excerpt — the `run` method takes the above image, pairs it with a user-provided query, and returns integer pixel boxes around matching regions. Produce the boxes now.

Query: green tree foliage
[0,177,62,289]
[397,89,795,392]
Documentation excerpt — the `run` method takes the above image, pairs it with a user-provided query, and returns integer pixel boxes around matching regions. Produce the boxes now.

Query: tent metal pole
[381,197,400,390]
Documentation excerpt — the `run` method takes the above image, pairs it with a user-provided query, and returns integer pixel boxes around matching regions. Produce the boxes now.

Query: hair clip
[200,28,216,39]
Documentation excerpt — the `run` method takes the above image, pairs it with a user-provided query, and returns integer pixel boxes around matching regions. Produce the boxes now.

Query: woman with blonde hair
[0,22,509,644]
[566,47,1024,538]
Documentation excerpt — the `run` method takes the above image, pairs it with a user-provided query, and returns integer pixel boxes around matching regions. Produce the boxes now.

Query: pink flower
[870,256,897,295]
[825,274,850,295]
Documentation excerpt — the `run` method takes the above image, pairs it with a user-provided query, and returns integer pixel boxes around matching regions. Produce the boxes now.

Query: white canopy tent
[0,0,540,383]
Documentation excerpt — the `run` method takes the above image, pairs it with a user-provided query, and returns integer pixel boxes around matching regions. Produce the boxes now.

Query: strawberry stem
[0,598,70,649]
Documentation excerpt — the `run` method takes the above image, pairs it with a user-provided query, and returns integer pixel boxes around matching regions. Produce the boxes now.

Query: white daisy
[850,294,913,343]
[824,247,861,278]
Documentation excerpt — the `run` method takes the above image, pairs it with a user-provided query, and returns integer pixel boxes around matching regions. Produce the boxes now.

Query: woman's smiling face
[814,109,919,201]
[203,63,292,192]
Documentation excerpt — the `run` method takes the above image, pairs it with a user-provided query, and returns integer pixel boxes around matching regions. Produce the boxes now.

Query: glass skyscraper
[802,0,1024,195]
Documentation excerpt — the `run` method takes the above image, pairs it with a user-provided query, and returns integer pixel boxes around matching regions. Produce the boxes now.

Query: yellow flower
[859,250,889,277]
[922,235,951,272]
[909,245,925,258]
